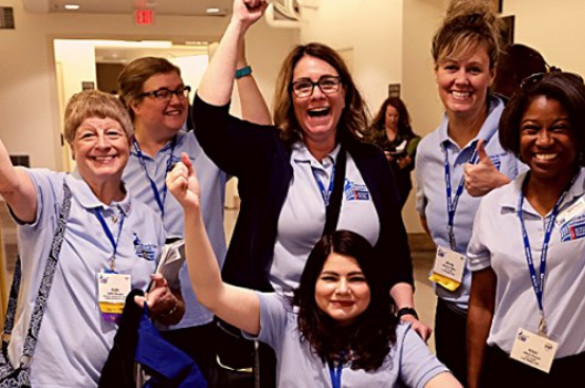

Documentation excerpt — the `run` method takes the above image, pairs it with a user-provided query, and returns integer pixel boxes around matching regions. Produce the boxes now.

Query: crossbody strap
[2,183,73,366]
[323,148,346,236]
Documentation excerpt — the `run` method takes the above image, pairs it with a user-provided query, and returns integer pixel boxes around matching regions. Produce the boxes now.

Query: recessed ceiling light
[206,8,220,14]
[64,4,80,10]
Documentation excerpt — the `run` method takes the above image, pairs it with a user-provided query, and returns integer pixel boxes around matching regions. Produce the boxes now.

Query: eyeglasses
[290,76,342,98]
[139,85,191,100]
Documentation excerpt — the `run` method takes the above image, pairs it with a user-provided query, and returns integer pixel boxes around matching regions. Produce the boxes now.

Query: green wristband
[235,65,252,79]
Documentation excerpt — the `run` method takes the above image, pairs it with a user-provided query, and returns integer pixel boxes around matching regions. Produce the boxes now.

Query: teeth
[535,153,557,160]
[452,91,470,99]
[94,156,115,161]
[309,107,329,113]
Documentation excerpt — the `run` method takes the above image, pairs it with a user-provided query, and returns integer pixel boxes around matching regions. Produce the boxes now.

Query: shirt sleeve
[414,149,427,216]
[11,169,61,230]
[398,324,451,388]
[242,292,289,354]
[467,198,492,272]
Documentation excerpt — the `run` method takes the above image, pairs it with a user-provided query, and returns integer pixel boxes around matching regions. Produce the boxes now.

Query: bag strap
[323,147,346,236]
[10,183,73,365]
[1,255,22,350]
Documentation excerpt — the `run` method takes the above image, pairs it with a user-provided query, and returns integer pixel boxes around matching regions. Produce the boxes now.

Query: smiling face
[520,96,577,184]
[292,55,346,147]
[131,71,188,139]
[435,44,495,120]
[72,117,130,186]
[314,252,371,326]
[385,104,399,133]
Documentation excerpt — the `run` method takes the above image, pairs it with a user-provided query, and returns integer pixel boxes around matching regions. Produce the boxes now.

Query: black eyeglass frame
[290,76,342,98]
[138,85,192,100]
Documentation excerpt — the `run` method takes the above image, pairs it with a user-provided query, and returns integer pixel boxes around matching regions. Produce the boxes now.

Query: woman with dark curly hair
[368,97,421,208]
[166,156,462,387]
[467,71,585,388]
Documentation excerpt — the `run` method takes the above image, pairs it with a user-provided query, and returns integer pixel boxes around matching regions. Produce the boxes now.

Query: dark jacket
[193,95,413,292]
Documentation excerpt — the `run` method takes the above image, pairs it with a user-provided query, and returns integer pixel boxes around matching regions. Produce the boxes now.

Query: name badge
[428,246,465,291]
[98,272,131,321]
[510,328,558,373]
[556,196,585,227]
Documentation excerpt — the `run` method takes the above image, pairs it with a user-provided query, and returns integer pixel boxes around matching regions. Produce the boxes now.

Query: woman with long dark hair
[368,97,420,208]
[166,155,462,387]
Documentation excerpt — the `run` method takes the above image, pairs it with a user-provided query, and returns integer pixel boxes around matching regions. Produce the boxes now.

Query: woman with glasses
[0,90,180,386]
[467,71,585,388]
[414,0,524,384]
[117,55,270,381]
[193,1,428,384]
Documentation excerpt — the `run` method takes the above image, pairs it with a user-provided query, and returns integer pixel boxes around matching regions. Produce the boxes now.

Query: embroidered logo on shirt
[560,215,585,242]
[133,233,156,261]
[489,153,503,171]
[344,179,370,201]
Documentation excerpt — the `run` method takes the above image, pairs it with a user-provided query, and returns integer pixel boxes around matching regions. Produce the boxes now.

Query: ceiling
[22,0,233,17]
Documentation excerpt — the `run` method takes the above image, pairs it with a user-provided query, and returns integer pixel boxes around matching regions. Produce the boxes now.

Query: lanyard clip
[448,228,457,250]
[538,313,548,337]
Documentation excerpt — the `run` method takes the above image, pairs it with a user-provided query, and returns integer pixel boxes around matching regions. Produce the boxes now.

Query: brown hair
[64,90,133,145]
[368,97,417,144]
[432,0,502,69]
[273,43,369,146]
[117,57,181,120]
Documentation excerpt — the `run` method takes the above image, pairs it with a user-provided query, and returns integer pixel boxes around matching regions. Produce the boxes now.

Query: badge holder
[429,245,465,291]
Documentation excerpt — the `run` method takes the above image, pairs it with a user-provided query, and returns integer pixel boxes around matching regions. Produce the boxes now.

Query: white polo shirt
[123,130,228,329]
[270,142,380,293]
[9,169,165,387]
[468,168,585,357]
[415,96,522,310]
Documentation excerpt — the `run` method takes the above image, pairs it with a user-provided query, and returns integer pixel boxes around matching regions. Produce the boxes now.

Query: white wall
[0,0,298,170]
[503,0,585,76]
[401,0,450,233]
[300,0,404,110]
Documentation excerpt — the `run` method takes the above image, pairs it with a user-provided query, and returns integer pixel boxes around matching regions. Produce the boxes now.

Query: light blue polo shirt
[8,169,165,387]
[123,129,228,329]
[270,142,380,294]
[468,168,585,357]
[246,292,450,387]
[415,96,522,310]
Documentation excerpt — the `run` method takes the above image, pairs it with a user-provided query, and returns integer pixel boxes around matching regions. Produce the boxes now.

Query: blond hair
[64,90,133,144]
[432,0,502,68]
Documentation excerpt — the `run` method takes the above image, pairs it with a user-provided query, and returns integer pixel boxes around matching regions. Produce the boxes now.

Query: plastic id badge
[429,246,465,291]
[510,328,558,373]
[98,272,131,321]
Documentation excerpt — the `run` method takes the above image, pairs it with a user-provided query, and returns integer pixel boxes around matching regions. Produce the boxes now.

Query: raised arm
[467,268,496,388]
[167,152,261,335]
[0,138,37,223]
[464,139,511,197]
[236,38,272,125]
[198,0,267,106]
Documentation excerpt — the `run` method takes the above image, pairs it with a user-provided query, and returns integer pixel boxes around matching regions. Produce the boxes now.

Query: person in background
[467,71,585,388]
[194,0,429,384]
[492,43,548,101]
[0,90,181,387]
[415,0,523,384]
[368,97,421,208]
[167,154,463,387]
[118,51,270,382]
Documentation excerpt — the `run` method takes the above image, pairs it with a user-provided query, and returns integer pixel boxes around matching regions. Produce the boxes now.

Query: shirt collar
[291,141,341,169]
[130,130,186,157]
[67,169,131,215]
[500,168,585,214]
[439,95,505,150]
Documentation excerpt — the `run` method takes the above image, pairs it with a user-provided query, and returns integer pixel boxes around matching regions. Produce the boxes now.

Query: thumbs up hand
[464,139,510,197]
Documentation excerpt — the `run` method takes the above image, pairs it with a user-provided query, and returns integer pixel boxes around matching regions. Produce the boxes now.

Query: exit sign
[136,9,154,25]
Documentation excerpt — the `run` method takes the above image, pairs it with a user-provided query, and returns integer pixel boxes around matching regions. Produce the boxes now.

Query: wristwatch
[396,307,419,320]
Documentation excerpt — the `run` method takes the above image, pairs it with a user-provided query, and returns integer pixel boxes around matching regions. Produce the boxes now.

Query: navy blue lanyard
[328,360,342,388]
[132,136,177,217]
[442,127,497,249]
[95,208,126,272]
[517,175,575,317]
[312,161,336,207]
